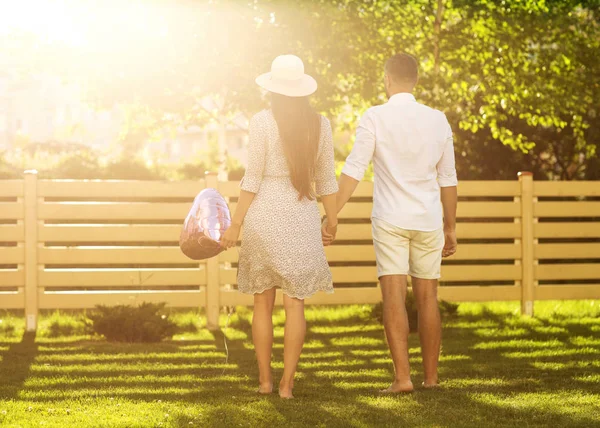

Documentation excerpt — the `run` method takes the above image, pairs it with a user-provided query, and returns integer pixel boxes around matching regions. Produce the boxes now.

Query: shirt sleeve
[341,110,376,182]
[437,114,458,187]
[240,114,266,193]
[314,118,339,196]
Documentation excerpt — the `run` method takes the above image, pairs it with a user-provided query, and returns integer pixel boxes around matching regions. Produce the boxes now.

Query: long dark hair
[271,93,321,200]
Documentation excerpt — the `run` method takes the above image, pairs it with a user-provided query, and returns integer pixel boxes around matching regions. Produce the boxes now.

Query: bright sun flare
[0,1,169,48]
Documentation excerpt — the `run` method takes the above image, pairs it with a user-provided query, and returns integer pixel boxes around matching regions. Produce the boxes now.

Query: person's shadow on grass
[0,331,38,400]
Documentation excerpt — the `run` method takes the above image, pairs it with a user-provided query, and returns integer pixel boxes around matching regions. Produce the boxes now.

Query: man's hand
[321,218,337,246]
[442,228,457,258]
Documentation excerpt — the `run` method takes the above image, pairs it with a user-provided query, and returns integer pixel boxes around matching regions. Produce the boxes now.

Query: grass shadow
[0,331,38,400]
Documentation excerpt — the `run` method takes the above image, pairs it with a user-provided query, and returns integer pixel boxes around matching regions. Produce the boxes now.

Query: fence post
[518,171,535,316]
[205,172,221,330]
[23,170,39,331]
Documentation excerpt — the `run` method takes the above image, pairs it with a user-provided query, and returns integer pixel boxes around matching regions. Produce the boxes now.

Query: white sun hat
[255,54,318,97]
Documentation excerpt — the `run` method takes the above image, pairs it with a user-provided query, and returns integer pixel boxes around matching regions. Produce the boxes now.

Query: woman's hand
[221,223,242,249]
[321,218,338,247]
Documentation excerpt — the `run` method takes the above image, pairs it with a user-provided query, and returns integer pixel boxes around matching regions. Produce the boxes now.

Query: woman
[221,54,339,399]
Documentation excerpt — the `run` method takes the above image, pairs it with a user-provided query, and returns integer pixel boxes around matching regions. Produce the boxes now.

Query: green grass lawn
[1,301,599,428]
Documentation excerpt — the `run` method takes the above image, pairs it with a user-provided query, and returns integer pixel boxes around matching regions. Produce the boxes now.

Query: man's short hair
[385,53,419,87]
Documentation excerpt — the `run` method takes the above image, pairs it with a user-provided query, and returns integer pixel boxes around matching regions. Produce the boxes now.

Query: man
[323,53,458,393]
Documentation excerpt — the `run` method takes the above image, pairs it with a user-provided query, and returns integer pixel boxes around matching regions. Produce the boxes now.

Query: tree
[2,0,598,179]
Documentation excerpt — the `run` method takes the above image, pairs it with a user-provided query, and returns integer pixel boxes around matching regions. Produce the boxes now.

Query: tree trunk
[433,0,445,76]
[433,0,445,100]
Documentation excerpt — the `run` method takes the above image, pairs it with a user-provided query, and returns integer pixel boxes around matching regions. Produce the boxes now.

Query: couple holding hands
[221,52,458,399]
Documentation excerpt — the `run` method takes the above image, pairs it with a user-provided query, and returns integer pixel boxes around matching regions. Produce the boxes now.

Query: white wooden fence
[0,172,598,331]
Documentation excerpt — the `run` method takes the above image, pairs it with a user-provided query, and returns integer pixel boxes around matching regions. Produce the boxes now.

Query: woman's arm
[220,114,266,249]
[321,193,338,237]
[315,118,339,243]
[221,190,255,249]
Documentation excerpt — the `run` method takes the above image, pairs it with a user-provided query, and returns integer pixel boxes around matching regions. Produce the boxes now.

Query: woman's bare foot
[279,381,294,399]
[379,380,414,394]
[422,381,440,389]
[257,382,273,394]
[279,388,294,399]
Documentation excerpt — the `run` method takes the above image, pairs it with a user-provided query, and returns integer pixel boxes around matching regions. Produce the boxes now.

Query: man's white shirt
[342,93,458,232]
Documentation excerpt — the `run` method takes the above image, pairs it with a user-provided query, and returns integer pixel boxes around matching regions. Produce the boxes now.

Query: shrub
[169,311,203,333]
[88,302,177,343]
[38,311,91,338]
[39,149,104,179]
[0,312,23,338]
[370,291,459,333]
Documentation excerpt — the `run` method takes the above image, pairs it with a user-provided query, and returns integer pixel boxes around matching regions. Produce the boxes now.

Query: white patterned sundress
[237,109,338,299]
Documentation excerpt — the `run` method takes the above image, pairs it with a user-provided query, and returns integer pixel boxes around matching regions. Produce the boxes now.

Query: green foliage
[102,159,164,180]
[1,302,598,427]
[2,1,599,179]
[36,149,104,179]
[88,303,178,343]
[0,312,23,338]
[38,311,91,338]
[0,152,20,179]
[168,311,204,334]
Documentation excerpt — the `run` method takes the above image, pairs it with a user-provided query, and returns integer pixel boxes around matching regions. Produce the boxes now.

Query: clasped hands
[321,218,337,247]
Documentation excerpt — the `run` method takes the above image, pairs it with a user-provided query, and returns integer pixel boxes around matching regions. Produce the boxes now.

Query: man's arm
[336,174,360,214]
[441,186,457,257]
[438,115,458,257]
[322,111,376,245]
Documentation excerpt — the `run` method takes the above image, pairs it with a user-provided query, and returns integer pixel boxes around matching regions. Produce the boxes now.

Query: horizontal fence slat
[36,220,521,245]
[0,224,24,242]
[438,285,521,302]
[535,243,600,260]
[535,264,600,280]
[38,180,207,199]
[39,247,201,265]
[39,290,205,309]
[535,285,600,300]
[457,202,520,218]
[220,287,382,306]
[219,264,521,285]
[446,243,521,260]
[39,203,191,221]
[39,225,181,243]
[0,180,24,197]
[534,181,600,197]
[535,222,600,238]
[230,201,521,220]
[220,243,522,264]
[219,181,376,198]
[0,291,23,309]
[458,181,520,197]
[39,268,207,287]
[350,181,375,198]
[0,202,23,220]
[534,202,600,218]
[0,247,25,264]
[230,202,375,220]
[0,270,25,286]
[456,223,521,239]
[180,180,521,199]
[217,181,241,197]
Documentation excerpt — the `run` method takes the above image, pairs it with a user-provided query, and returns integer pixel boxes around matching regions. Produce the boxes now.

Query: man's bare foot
[422,381,440,389]
[257,382,273,394]
[379,380,414,394]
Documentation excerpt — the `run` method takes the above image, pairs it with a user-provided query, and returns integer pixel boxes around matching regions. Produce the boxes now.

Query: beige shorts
[372,218,444,280]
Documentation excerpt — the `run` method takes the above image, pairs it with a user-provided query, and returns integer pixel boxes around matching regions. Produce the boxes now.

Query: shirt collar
[388,93,416,105]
